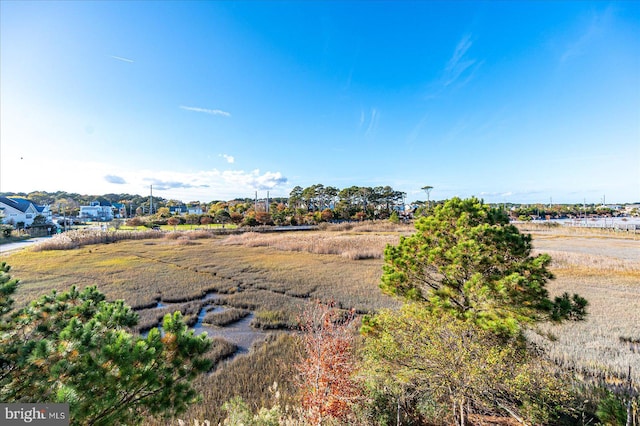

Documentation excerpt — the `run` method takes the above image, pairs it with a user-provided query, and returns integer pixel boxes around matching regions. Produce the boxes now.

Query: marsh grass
[203,308,250,327]
[149,333,303,426]
[518,223,640,240]
[204,337,239,368]
[221,222,413,260]
[526,228,640,389]
[4,224,638,419]
[253,309,295,330]
[31,229,166,251]
[30,228,236,252]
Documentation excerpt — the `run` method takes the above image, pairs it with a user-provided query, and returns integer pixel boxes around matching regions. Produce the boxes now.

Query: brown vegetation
[2,222,638,422]
[527,227,640,388]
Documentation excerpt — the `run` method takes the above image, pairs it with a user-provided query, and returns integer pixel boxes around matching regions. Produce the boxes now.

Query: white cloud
[220,154,235,164]
[0,151,287,201]
[179,105,231,117]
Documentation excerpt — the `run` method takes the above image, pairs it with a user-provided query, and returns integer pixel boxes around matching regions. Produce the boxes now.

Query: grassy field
[525,225,640,389]
[2,221,638,422]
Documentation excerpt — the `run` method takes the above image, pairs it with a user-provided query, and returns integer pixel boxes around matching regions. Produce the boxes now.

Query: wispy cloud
[560,7,613,62]
[443,35,476,87]
[479,191,514,198]
[220,154,235,164]
[407,112,429,145]
[427,34,483,98]
[365,108,379,137]
[109,55,134,63]
[180,105,231,117]
[105,175,126,184]
[141,168,287,194]
[144,178,209,191]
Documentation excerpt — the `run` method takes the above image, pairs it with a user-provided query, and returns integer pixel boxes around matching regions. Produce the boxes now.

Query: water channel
[145,292,267,354]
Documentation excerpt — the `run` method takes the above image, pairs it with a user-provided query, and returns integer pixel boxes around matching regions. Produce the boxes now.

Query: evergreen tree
[0,264,212,425]
[380,197,587,336]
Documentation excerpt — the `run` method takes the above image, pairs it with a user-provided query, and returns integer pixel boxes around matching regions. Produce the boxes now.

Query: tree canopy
[380,197,587,336]
[0,262,212,425]
[361,303,574,425]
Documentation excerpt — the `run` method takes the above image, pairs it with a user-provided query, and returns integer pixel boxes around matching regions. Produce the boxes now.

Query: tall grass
[518,222,639,240]
[31,229,166,250]
[221,228,410,260]
[4,225,638,420]
[149,333,303,426]
[526,227,640,388]
[30,228,239,252]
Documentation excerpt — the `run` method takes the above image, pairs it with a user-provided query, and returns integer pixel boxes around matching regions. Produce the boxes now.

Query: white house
[188,205,203,215]
[79,201,114,221]
[0,197,51,226]
[35,204,53,222]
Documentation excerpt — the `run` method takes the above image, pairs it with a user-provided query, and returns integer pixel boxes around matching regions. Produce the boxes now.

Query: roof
[0,197,35,213]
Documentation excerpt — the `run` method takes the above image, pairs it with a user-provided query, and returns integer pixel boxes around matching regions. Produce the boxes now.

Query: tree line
[3,189,636,229]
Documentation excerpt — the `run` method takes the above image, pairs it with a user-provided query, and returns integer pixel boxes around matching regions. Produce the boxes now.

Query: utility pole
[149,185,153,216]
[266,191,270,213]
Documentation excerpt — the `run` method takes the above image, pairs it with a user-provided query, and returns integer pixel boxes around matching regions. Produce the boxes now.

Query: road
[0,237,52,256]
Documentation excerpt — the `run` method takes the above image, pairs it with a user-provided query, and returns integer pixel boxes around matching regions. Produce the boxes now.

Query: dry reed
[221,229,408,260]
[525,227,640,388]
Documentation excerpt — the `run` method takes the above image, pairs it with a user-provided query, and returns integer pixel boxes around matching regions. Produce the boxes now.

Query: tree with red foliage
[296,302,362,425]
[200,215,212,228]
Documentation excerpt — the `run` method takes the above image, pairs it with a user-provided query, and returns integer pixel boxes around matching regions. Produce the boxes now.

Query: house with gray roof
[0,197,52,226]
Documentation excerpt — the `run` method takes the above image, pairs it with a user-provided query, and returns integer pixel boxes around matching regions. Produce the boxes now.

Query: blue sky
[1,1,638,204]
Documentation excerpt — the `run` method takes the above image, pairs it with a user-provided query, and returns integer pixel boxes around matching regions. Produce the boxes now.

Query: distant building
[79,201,114,221]
[0,197,52,226]
[169,205,188,215]
[112,203,127,218]
[169,205,203,215]
[188,205,203,215]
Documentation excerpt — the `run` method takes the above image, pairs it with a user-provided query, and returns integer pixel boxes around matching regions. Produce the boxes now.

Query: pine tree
[0,264,212,425]
[380,196,587,336]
